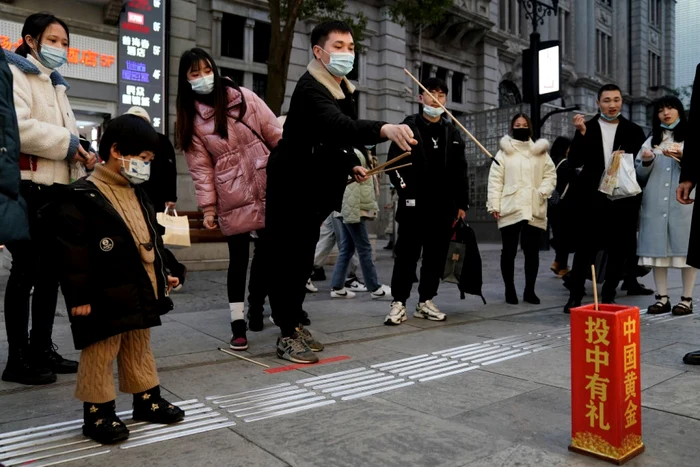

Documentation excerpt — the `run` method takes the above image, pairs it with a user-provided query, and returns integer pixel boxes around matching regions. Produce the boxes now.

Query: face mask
[660,118,680,130]
[119,157,151,184]
[512,128,530,142]
[36,43,67,69]
[423,105,444,119]
[189,74,215,95]
[320,49,355,77]
[599,111,621,122]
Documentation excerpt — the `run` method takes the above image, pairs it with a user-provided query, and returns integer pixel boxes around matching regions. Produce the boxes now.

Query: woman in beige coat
[487,113,556,305]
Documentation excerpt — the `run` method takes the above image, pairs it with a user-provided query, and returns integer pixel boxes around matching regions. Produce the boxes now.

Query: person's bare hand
[662,148,682,160]
[84,152,97,170]
[381,124,418,152]
[641,148,655,162]
[677,181,695,205]
[203,215,218,230]
[573,114,587,136]
[457,209,467,220]
[72,304,91,316]
[73,145,89,164]
[167,275,179,293]
[492,211,501,220]
[352,166,369,183]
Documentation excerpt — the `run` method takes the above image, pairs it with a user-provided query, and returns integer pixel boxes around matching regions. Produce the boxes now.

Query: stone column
[243,18,255,89]
[211,11,222,58]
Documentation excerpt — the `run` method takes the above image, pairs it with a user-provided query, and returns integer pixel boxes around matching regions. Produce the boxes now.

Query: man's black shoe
[310,267,326,281]
[32,343,78,374]
[300,309,311,326]
[564,297,582,314]
[683,350,700,365]
[2,348,56,385]
[247,306,265,332]
[625,281,654,296]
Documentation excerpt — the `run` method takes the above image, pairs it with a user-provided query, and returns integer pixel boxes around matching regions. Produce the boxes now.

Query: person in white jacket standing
[487,113,556,305]
[2,12,95,386]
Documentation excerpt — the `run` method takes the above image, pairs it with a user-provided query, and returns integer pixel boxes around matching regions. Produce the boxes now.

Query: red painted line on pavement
[264,355,351,374]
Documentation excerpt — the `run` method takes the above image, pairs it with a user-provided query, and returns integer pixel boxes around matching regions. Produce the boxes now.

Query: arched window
[499,80,522,107]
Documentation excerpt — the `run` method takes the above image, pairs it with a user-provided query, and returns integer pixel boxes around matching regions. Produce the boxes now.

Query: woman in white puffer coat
[487,113,556,306]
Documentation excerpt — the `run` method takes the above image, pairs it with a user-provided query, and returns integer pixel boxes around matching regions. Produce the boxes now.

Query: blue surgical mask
[600,111,621,122]
[189,74,215,95]
[320,49,355,78]
[119,157,151,184]
[423,105,444,119]
[37,43,67,69]
[660,118,680,130]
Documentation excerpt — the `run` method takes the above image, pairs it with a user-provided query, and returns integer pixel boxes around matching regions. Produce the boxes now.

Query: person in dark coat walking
[548,136,572,277]
[676,63,700,365]
[265,20,417,364]
[384,78,469,325]
[46,115,185,444]
[0,48,29,246]
[563,84,647,313]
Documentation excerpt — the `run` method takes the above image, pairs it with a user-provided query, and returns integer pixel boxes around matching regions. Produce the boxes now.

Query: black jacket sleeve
[303,83,386,147]
[52,202,94,309]
[450,128,469,210]
[567,127,591,169]
[160,134,178,203]
[681,64,700,185]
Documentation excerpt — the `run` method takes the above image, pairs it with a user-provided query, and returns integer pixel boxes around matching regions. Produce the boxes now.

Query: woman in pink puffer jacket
[176,48,282,351]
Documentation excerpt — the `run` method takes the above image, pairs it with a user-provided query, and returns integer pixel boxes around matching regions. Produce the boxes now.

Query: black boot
[2,347,56,385]
[523,289,541,305]
[564,296,582,314]
[82,400,129,444]
[133,386,185,424]
[505,285,519,304]
[247,305,264,332]
[501,252,518,304]
[30,339,78,374]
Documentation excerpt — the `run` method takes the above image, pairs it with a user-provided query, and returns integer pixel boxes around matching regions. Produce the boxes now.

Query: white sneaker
[330,288,356,299]
[415,300,446,321]
[385,301,407,325]
[305,278,318,293]
[371,285,392,300]
[345,278,368,292]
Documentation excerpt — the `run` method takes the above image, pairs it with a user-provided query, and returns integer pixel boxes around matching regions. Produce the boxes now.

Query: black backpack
[442,219,486,303]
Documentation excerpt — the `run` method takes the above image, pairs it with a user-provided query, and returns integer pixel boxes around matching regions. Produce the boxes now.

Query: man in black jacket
[384,78,469,325]
[266,21,416,363]
[564,84,646,313]
[677,63,700,365]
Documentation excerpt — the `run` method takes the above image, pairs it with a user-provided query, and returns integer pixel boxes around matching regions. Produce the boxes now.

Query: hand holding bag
[156,209,191,248]
[599,151,642,200]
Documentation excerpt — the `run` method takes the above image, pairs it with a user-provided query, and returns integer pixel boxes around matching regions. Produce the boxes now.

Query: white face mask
[189,74,215,95]
[119,157,151,184]
[423,105,444,119]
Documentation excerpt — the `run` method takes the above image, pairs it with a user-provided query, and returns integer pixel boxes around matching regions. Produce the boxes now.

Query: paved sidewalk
[1,246,699,466]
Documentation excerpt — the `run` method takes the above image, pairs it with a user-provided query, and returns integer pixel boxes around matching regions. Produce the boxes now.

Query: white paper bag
[156,210,191,248]
[599,152,642,200]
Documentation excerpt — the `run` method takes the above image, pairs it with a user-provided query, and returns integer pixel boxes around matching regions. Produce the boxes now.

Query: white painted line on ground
[388,358,449,374]
[331,379,409,397]
[399,360,465,377]
[119,422,236,450]
[223,392,319,412]
[296,367,368,384]
[207,384,291,400]
[483,334,521,344]
[29,449,111,467]
[471,348,528,364]
[658,314,695,323]
[418,366,479,382]
[375,356,440,371]
[232,396,328,418]
[242,400,337,423]
[371,354,429,368]
[3,443,102,466]
[320,376,397,393]
[408,362,473,380]
[447,345,502,359]
[340,382,416,401]
[439,344,494,357]
[432,342,486,355]
[457,347,514,361]
[313,374,393,390]
[216,388,309,407]
[303,370,378,388]
[480,351,533,365]
[212,387,299,405]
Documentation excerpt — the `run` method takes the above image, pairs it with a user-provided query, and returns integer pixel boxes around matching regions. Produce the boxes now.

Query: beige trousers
[75,329,159,403]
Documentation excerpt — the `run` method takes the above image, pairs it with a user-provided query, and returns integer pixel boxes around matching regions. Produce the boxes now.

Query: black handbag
[442,219,486,303]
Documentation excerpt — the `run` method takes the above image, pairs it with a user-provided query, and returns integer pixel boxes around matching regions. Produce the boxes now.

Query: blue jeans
[331,218,380,292]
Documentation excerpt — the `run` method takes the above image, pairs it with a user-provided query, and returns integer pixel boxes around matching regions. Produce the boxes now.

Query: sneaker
[331,287,356,299]
[230,320,249,351]
[276,334,319,364]
[132,386,185,424]
[305,278,318,293]
[371,285,392,300]
[415,300,446,321]
[2,348,56,385]
[384,301,407,325]
[345,278,368,292]
[296,326,324,352]
[32,342,78,374]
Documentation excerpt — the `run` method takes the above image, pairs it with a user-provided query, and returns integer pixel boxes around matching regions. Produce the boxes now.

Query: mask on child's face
[119,157,151,184]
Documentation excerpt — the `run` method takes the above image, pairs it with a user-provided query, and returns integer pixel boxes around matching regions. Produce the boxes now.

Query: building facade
[675,0,700,98]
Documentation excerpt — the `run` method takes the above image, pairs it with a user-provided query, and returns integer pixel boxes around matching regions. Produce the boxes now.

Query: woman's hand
[641,148,655,162]
[167,275,180,293]
[72,304,91,316]
[457,209,467,220]
[352,166,369,183]
[492,211,500,220]
[203,215,218,230]
[662,148,682,160]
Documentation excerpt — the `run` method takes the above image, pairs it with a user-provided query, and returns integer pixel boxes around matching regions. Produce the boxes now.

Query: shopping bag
[156,210,191,248]
[599,151,642,200]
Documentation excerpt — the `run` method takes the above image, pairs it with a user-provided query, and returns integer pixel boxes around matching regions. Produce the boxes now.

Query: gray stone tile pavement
[1,246,699,466]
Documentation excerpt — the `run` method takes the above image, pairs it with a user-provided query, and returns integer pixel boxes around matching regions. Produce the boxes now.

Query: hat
[125,106,151,124]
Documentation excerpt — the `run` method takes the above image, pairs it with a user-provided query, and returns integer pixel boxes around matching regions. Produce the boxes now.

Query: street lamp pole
[517,0,559,140]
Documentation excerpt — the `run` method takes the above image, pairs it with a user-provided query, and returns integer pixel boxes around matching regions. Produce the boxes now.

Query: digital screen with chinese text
[118,0,166,132]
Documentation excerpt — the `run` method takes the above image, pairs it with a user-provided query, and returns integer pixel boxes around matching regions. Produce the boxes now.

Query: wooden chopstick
[347,163,413,185]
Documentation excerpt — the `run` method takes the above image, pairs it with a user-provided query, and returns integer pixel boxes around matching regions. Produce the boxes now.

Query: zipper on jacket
[138,194,169,298]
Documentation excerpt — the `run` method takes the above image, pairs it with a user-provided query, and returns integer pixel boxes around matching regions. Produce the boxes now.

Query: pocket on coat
[499,185,519,217]
[215,165,252,211]
[532,189,547,220]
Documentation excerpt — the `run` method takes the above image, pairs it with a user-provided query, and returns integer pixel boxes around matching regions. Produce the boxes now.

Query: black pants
[568,199,638,300]
[499,221,542,292]
[226,229,268,312]
[391,215,453,304]
[4,182,63,353]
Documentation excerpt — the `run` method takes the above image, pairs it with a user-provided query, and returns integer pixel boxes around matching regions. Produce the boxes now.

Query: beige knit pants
[75,329,159,403]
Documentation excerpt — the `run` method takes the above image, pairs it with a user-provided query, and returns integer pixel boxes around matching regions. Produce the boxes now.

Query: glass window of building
[221,67,244,85]
[253,21,271,64]
[221,14,245,59]
[452,72,464,104]
[253,73,268,101]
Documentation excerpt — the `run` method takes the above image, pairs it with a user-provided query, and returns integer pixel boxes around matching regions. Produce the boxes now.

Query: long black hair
[651,95,686,147]
[550,136,571,165]
[175,48,247,151]
[15,12,70,57]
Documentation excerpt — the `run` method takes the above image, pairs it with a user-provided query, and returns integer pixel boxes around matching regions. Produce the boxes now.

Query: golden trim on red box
[571,432,643,460]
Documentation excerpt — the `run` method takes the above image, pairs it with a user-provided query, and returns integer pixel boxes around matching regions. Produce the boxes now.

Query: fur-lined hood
[307,59,355,100]
[499,135,549,156]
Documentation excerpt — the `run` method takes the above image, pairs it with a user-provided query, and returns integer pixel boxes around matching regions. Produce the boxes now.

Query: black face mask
[512,128,530,142]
